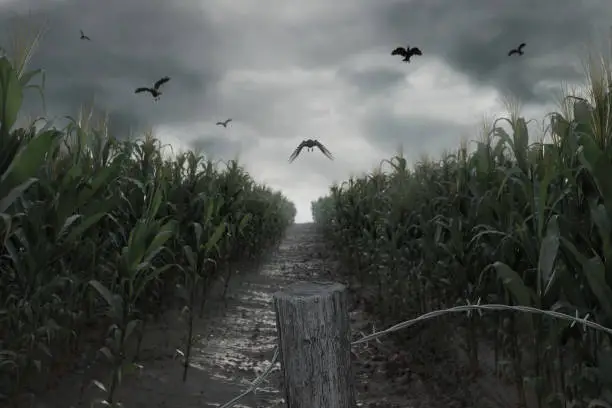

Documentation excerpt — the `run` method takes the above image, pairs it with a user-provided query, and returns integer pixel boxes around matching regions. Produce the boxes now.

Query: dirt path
[31,223,336,408]
[29,223,486,408]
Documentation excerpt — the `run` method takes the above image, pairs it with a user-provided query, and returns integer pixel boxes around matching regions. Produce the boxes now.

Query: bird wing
[225,118,232,125]
[518,42,526,50]
[80,29,84,36]
[314,140,333,160]
[289,141,307,163]
[216,122,224,126]
[410,47,422,56]
[508,49,518,56]
[391,47,407,57]
[154,76,171,90]
[135,87,153,94]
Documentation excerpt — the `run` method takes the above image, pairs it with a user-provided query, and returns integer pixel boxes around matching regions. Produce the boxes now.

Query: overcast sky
[1,0,611,222]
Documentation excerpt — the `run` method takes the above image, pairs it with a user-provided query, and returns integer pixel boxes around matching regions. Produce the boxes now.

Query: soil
[16,223,518,408]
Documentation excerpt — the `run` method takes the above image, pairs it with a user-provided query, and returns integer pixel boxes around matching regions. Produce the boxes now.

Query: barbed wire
[352,303,610,345]
[219,346,280,408]
[217,302,610,408]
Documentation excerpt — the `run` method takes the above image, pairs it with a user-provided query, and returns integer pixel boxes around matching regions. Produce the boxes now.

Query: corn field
[0,53,296,403]
[312,59,612,407]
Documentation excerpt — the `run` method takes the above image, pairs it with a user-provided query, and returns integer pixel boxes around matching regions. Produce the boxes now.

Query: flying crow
[508,43,526,56]
[80,30,91,40]
[216,119,232,128]
[135,76,171,100]
[391,45,422,62]
[289,139,333,163]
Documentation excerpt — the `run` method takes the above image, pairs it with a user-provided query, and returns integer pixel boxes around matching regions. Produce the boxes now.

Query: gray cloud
[189,134,256,160]
[361,107,470,159]
[0,0,609,221]
[336,66,407,97]
[369,0,612,103]
[2,0,223,132]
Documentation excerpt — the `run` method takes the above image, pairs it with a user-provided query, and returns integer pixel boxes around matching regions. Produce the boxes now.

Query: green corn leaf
[58,214,82,239]
[591,203,612,277]
[89,280,123,321]
[65,212,107,243]
[0,129,59,191]
[539,215,560,298]
[583,255,612,320]
[573,99,593,125]
[238,213,252,233]
[562,238,612,319]
[203,221,226,254]
[147,184,164,220]
[126,221,148,270]
[492,261,536,306]
[133,264,174,302]
[0,177,36,213]
[192,222,203,247]
[124,319,141,344]
[0,57,23,134]
[18,68,42,88]
[183,245,197,271]
[577,133,612,220]
[76,165,120,207]
[143,220,177,264]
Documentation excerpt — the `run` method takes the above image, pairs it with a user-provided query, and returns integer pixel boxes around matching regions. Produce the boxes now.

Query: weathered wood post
[273,281,355,408]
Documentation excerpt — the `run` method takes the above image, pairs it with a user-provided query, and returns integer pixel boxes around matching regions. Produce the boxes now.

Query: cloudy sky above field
[0,0,611,222]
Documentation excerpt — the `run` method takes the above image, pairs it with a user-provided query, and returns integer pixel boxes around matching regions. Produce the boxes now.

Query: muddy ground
[22,223,518,408]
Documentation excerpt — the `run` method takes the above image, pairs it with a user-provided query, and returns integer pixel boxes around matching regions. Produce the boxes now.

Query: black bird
[289,139,333,163]
[508,43,526,56]
[391,45,422,62]
[216,118,232,128]
[80,30,91,41]
[135,76,171,100]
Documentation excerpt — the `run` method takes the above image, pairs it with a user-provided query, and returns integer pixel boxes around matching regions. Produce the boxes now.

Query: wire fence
[218,302,610,408]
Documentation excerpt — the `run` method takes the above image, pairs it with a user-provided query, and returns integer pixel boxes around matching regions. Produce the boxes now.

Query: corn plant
[313,54,612,407]
[176,206,226,382]
[0,48,297,406]
[89,178,177,404]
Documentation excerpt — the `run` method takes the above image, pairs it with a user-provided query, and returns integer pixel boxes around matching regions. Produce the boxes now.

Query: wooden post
[273,281,355,408]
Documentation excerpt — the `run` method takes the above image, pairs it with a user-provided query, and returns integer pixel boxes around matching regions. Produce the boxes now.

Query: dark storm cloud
[361,108,470,157]
[368,0,612,103]
[3,0,608,135]
[105,110,146,139]
[189,135,256,160]
[0,0,225,135]
[1,0,608,223]
[336,66,406,96]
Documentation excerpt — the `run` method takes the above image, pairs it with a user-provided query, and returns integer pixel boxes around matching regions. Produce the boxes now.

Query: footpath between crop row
[29,223,503,408]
